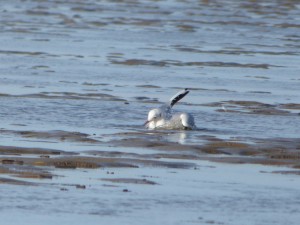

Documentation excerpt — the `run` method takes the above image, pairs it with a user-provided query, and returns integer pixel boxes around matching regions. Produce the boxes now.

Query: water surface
[1,0,300,224]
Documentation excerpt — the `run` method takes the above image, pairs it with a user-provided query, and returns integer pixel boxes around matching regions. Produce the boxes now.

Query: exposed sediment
[1,130,299,186]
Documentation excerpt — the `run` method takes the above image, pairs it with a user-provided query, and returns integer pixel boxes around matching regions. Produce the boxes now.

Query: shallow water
[1,0,300,141]
[1,163,300,225]
[1,0,300,224]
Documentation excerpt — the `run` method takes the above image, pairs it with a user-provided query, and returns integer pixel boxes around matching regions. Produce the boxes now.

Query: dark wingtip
[170,88,190,107]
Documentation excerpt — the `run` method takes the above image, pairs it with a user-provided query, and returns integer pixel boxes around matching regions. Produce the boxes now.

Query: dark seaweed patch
[111,58,274,69]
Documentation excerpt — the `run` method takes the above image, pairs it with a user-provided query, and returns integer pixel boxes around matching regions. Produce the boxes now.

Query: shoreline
[1,130,299,186]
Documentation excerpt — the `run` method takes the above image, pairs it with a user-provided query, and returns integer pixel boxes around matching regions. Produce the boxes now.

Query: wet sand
[1,128,300,189]
[1,134,300,224]
[1,137,300,225]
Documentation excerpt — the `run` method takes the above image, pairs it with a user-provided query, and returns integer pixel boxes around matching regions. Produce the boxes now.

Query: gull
[144,88,196,130]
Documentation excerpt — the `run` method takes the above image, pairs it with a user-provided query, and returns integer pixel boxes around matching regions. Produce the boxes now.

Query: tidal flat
[1,0,300,224]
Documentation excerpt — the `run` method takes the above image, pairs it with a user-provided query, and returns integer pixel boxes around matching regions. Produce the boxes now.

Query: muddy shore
[1,129,299,186]
[1,0,300,224]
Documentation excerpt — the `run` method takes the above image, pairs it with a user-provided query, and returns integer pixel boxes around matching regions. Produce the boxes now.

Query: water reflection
[166,131,188,144]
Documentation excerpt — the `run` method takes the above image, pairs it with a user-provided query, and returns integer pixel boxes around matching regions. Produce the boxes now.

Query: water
[1,0,299,141]
[1,0,300,224]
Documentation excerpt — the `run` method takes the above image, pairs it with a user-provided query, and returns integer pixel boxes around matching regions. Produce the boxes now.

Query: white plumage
[144,89,196,130]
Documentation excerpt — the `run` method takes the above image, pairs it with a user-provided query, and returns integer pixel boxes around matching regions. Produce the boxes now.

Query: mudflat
[1,0,300,224]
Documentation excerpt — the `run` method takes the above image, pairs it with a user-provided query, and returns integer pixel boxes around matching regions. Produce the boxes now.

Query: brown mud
[0,129,101,144]
[106,135,300,168]
[0,92,126,102]
[110,58,273,69]
[203,100,300,115]
[1,129,300,186]
[101,178,158,185]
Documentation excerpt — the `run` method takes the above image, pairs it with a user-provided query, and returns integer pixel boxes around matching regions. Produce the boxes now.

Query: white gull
[144,88,196,130]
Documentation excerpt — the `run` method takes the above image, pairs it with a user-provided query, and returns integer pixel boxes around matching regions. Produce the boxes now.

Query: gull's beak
[144,120,150,127]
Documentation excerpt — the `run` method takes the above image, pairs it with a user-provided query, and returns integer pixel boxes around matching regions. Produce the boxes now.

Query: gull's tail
[169,88,189,108]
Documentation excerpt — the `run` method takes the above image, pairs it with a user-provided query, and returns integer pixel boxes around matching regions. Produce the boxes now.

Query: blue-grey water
[1,0,300,225]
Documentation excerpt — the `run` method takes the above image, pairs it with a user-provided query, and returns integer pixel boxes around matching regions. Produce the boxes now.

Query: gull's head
[148,108,162,121]
[144,108,162,129]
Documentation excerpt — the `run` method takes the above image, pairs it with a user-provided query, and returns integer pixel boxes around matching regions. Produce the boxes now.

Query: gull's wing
[169,88,189,108]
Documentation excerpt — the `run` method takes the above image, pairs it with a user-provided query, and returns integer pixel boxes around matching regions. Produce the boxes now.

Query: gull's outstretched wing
[169,88,189,108]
